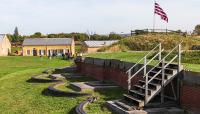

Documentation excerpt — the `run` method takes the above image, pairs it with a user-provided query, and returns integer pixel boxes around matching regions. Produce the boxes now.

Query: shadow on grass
[41,88,71,97]
[26,78,60,83]
[68,107,77,114]
[67,76,97,83]
[41,86,91,98]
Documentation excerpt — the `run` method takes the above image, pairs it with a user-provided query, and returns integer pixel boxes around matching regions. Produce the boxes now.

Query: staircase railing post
[177,44,181,102]
[128,70,131,92]
[161,58,165,103]
[159,43,162,61]
[144,56,147,76]
[178,44,181,71]
[145,73,148,104]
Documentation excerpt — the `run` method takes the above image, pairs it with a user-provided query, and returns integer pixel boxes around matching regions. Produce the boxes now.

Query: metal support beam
[161,59,165,103]
[177,44,181,103]
[145,72,148,104]
[170,82,177,100]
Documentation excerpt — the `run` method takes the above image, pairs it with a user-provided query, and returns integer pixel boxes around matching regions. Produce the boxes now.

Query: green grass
[54,77,125,114]
[0,56,72,78]
[85,52,200,72]
[0,56,124,114]
[0,56,77,113]
[84,52,147,62]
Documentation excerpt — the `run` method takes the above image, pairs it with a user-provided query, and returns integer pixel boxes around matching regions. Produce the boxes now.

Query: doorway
[33,49,37,56]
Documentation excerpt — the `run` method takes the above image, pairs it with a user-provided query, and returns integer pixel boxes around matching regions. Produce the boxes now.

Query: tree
[30,32,43,38]
[195,24,200,35]
[109,33,122,40]
[12,27,19,42]
[14,27,19,37]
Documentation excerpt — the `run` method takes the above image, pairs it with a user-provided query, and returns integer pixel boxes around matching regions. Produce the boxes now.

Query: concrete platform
[70,81,118,91]
[107,100,185,114]
[49,74,65,80]
[61,73,85,78]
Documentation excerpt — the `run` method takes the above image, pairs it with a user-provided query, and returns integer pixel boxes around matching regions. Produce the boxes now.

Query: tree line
[7,27,124,44]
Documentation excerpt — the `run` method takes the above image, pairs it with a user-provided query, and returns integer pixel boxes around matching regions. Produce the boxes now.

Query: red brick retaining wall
[181,84,200,113]
[75,57,200,113]
[75,62,141,89]
[180,71,200,113]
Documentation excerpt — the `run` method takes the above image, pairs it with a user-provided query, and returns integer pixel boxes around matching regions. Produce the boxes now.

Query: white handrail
[128,49,164,81]
[144,42,182,104]
[126,43,161,73]
[127,43,162,91]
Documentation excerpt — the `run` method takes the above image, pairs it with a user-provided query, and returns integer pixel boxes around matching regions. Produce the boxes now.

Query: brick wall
[75,57,143,89]
[181,84,200,112]
[180,71,200,113]
[75,57,200,113]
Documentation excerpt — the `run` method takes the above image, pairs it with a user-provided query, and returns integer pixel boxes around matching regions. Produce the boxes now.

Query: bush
[149,51,200,64]
[119,34,198,51]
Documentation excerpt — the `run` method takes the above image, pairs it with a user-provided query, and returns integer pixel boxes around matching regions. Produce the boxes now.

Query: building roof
[22,38,73,46]
[83,40,119,47]
[0,34,6,43]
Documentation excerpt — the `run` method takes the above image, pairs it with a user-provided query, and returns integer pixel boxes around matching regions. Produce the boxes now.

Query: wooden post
[161,59,165,103]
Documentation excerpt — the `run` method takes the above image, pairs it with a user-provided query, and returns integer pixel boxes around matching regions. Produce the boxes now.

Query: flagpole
[153,0,156,32]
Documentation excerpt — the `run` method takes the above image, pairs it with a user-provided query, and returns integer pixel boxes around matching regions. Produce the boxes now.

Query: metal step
[133,85,153,95]
[129,89,146,100]
[159,62,180,69]
[133,85,156,93]
[153,67,177,74]
[123,94,144,107]
[147,76,164,85]
[148,71,172,80]
[115,100,134,111]
[139,80,160,90]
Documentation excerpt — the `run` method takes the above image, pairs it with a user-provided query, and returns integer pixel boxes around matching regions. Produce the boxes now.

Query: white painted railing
[127,43,162,91]
[144,42,182,104]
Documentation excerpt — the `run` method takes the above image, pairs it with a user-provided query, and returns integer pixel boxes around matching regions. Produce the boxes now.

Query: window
[27,50,30,55]
[39,50,46,56]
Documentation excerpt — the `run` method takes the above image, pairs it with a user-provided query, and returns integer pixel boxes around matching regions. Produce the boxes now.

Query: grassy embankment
[0,56,125,114]
[88,34,200,72]
[85,52,200,72]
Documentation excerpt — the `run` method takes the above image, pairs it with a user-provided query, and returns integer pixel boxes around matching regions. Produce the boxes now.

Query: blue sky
[0,0,199,35]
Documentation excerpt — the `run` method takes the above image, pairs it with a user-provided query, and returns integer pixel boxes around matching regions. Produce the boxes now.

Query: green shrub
[119,34,199,51]
[149,51,200,64]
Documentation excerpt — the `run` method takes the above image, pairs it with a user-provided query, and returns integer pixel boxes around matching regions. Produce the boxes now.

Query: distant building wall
[86,47,101,53]
[22,45,73,56]
[0,36,11,56]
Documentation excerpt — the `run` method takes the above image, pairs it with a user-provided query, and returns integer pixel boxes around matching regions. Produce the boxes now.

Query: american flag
[154,2,168,23]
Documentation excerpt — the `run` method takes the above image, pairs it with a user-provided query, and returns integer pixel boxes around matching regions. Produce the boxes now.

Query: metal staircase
[115,43,183,110]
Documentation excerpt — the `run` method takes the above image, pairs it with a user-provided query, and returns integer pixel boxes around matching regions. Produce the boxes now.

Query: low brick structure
[75,57,200,113]
[75,57,150,89]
